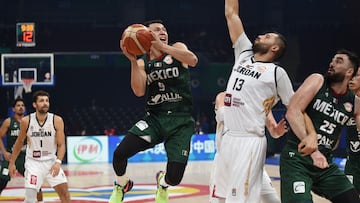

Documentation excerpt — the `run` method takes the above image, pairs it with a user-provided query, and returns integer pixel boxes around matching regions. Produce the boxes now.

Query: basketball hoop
[21,78,34,93]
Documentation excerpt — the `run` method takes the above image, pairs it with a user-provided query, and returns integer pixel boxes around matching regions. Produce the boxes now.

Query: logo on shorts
[346,175,354,184]
[232,188,236,196]
[182,150,189,157]
[2,168,9,175]
[135,120,149,131]
[30,175,37,185]
[293,181,305,194]
[289,151,295,157]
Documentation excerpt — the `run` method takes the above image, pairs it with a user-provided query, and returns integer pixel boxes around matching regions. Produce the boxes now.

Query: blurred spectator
[199,112,209,133]
[104,127,115,136]
[80,129,87,136]
[195,121,203,134]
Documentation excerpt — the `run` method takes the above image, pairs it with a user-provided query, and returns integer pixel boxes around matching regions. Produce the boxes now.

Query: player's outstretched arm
[225,0,244,45]
[286,73,323,155]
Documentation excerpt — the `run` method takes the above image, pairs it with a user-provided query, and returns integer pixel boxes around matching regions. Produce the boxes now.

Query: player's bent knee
[330,188,360,203]
[166,162,186,186]
[165,175,182,186]
[54,183,71,201]
[24,188,38,203]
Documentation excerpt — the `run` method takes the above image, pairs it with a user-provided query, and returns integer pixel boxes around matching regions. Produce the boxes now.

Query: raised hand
[119,39,137,61]
[271,117,289,138]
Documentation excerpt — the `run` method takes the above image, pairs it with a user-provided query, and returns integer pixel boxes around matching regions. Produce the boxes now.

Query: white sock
[116,176,129,186]
[159,174,169,188]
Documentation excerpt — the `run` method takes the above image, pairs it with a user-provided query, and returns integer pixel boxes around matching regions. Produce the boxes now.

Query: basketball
[121,24,154,56]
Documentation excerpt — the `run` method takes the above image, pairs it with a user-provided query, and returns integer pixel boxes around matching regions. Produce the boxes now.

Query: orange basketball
[121,24,154,56]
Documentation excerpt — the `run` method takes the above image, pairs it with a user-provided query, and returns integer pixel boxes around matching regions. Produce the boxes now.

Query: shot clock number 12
[16,22,35,47]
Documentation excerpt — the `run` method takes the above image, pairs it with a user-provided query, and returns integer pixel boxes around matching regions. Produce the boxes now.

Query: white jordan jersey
[224,33,293,137]
[26,112,57,161]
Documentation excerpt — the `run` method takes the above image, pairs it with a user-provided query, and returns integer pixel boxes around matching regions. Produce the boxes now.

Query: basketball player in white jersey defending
[9,90,70,203]
[210,92,286,203]
[218,0,295,202]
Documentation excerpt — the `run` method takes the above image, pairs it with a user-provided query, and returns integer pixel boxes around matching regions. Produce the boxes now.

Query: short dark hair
[143,19,164,27]
[336,49,359,77]
[32,90,50,103]
[273,32,287,61]
[13,98,24,107]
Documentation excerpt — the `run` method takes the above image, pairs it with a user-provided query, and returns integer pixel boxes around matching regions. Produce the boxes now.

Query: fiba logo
[224,93,232,106]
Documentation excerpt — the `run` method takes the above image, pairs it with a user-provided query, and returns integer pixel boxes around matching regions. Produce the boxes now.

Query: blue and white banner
[108,134,216,163]
[66,134,348,169]
[67,134,216,164]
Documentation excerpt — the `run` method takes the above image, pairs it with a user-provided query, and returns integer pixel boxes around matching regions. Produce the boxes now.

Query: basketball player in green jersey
[0,98,43,202]
[346,68,360,195]
[281,49,360,202]
[110,19,198,203]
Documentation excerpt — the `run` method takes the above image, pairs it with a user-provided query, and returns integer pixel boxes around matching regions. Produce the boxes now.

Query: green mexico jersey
[345,123,360,157]
[6,117,21,152]
[142,53,193,114]
[287,80,355,155]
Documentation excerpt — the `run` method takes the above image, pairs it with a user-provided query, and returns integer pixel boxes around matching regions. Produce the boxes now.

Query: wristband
[55,159,62,164]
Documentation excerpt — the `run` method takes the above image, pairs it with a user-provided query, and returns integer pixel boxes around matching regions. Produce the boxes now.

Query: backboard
[1,53,54,86]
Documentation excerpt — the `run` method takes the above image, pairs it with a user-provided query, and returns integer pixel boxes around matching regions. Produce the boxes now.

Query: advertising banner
[67,134,216,164]
[67,136,109,163]
[108,134,216,163]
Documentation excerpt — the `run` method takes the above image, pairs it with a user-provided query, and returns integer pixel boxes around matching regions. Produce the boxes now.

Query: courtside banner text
[107,134,216,163]
[67,134,216,164]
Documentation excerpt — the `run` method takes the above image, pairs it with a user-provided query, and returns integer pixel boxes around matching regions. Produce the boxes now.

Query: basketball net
[21,78,34,93]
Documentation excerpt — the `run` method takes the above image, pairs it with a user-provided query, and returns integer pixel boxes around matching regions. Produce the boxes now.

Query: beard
[15,111,24,116]
[38,107,49,114]
[325,71,345,84]
[252,42,270,55]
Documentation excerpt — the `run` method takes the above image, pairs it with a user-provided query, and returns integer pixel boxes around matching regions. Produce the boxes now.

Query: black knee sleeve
[330,188,360,203]
[165,162,187,186]
[0,179,9,193]
[113,133,150,176]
